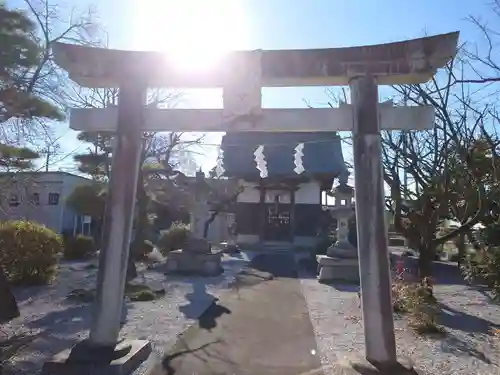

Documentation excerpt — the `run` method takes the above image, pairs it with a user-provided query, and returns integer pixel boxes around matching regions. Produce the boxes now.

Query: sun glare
[133,0,249,72]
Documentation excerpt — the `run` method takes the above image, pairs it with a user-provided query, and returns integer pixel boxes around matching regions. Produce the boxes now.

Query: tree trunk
[0,269,19,324]
[203,211,218,239]
[417,242,434,278]
[132,170,149,249]
[127,170,148,281]
[455,233,466,264]
[467,230,482,251]
[126,256,138,282]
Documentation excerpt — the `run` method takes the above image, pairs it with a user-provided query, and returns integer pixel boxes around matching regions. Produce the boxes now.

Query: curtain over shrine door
[263,190,292,241]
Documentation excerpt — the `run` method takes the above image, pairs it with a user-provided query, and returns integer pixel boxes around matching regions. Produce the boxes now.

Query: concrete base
[324,356,417,374]
[41,339,151,375]
[327,242,358,258]
[165,250,223,276]
[317,255,360,283]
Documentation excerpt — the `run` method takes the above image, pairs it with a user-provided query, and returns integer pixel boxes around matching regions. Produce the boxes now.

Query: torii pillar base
[41,339,152,375]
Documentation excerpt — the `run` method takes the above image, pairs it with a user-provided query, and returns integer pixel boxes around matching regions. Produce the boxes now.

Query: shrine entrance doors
[263,190,292,242]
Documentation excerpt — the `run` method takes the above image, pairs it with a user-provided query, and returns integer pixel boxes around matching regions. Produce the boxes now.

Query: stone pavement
[145,253,323,375]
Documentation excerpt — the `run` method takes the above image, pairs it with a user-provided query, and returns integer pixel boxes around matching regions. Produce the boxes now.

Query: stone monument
[165,236,223,276]
[222,219,240,254]
[190,200,210,239]
[317,177,359,283]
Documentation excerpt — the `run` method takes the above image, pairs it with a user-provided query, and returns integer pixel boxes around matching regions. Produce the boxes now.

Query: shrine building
[221,131,348,249]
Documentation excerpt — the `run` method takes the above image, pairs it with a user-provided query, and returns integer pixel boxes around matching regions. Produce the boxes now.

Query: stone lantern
[190,169,211,239]
[316,175,359,283]
[327,183,356,257]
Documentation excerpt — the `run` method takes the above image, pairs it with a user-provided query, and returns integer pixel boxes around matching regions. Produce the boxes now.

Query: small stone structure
[222,220,240,254]
[165,237,223,276]
[317,182,359,283]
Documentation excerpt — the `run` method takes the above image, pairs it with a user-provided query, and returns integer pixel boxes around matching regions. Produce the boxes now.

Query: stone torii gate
[44,32,458,374]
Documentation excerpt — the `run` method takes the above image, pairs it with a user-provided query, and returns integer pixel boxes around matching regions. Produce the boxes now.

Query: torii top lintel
[53,32,459,89]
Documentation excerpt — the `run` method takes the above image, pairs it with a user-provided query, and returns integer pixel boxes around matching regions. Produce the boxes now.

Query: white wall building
[0,171,93,234]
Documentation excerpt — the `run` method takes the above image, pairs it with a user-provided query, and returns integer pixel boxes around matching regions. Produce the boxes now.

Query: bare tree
[382,60,497,277]
[457,0,500,85]
[202,182,243,240]
[1,0,102,170]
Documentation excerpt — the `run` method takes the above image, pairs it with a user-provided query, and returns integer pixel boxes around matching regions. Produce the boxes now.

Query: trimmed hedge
[63,235,96,260]
[158,222,191,254]
[131,239,155,260]
[0,220,62,285]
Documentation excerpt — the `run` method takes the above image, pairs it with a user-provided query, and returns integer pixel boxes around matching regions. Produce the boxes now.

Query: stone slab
[183,237,211,254]
[165,251,223,276]
[317,255,360,283]
[146,254,323,375]
[327,243,358,258]
[41,339,151,375]
[388,237,407,247]
[317,255,359,266]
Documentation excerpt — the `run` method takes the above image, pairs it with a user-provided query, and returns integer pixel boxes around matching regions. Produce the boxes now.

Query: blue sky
[8,0,497,173]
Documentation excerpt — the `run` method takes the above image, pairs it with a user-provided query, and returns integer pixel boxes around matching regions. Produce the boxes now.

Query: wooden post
[350,75,397,366]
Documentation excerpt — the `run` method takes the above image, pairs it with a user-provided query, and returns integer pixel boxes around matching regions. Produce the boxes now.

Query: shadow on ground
[472,285,499,304]
[197,302,231,331]
[178,253,288,330]
[159,339,221,375]
[440,332,495,365]
[148,253,321,375]
[294,254,318,280]
[328,283,360,293]
[12,285,48,304]
[2,304,92,375]
[179,281,231,332]
[439,302,500,334]
[247,253,297,278]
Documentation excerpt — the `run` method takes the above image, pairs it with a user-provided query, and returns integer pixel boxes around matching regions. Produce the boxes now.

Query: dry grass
[392,275,445,336]
[492,327,500,338]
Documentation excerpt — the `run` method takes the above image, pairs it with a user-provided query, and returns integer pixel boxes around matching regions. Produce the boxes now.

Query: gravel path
[5,250,499,375]
[298,259,500,375]
[1,252,252,375]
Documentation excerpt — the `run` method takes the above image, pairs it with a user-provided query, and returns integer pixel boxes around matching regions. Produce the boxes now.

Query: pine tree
[0,4,63,122]
[0,4,64,172]
[0,144,39,171]
[73,131,113,181]
[0,5,65,325]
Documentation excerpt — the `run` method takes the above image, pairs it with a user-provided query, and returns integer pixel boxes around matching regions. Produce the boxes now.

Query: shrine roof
[220,132,347,179]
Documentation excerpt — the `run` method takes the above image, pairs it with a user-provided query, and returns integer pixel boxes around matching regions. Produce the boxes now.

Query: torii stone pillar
[89,80,145,345]
[350,75,397,364]
[48,32,459,374]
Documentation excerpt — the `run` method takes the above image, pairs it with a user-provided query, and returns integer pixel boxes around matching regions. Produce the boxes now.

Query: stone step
[261,246,292,253]
[239,242,293,253]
